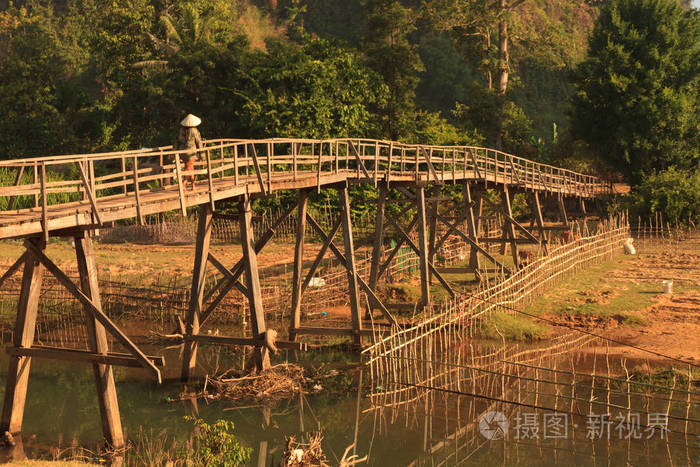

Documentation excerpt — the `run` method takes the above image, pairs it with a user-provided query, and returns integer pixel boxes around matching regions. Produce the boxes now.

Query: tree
[424,0,527,148]
[363,0,423,140]
[570,0,699,184]
[0,3,105,157]
[238,38,388,138]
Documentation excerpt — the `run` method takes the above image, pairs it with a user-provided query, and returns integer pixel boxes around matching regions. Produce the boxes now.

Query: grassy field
[477,235,700,343]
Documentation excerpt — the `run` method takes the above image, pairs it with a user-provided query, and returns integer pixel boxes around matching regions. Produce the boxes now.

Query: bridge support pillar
[75,231,124,448]
[416,186,431,308]
[239,195,270,371]
[1,232,138,450]
[557,194,569,226]
[1,238,44,437]
[464,182,483,278]
[528,192,549,255]
[181,204,213,382]
[338,186,363,347]
[427,186,440,285]
[367,182,388,319]
[501,186,520,269]
[289,189,308,342]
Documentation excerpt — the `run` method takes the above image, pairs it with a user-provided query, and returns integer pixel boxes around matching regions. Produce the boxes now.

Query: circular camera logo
[479,411,509,440]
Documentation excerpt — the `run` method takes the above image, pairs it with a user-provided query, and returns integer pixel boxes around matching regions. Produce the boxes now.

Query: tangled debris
[202,363,305,403]
[284,431,368,467]
[284,432,328,466]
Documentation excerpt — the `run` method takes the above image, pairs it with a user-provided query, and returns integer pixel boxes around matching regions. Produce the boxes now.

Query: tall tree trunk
[494,0,509,149]
[482,30,493,90]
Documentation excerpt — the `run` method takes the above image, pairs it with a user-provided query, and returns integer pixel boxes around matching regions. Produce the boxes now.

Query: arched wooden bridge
[0,138,612,449]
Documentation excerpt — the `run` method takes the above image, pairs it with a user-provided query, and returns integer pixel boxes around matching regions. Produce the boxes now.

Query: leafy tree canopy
[569,0,699,184]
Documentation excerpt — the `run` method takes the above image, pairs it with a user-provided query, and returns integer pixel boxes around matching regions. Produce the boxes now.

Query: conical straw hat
[180,114,201,127]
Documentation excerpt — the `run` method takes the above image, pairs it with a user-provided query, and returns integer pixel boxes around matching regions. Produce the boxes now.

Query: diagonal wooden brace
[376,214,418,280]
[349,141,372,180]
[481,196,541,244]
[384,213,455,298]
[306,215,397,326]
[207,252,249,297]
[248,143,268,196]
[0,252,27,290]
[433,212,512,275]
[78,161,103,226]
[301,216,342,294]
[23,240,162,383]
[198,200,299,325]
[420,147,442,184]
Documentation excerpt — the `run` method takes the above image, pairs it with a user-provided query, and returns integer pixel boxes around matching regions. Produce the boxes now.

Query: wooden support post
[368,182,387,318]
[1,238,44,435]
[464,183,482,274]
[239,195,270,370]
[427,186,440,284]
[199,201,299,327]
[132,156,144,226]
[74,231,124,448]
[416,186,431,307]
[181,205,213,382]
[557,195,569,226]
[529,192,548,255]
[338,186,362,346]
[502,186,520,269]
[289,190,308,342]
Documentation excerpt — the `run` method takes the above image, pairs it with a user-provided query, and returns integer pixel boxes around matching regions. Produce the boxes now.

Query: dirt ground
[0,239,328,287]
[1,232,698,365]
[569,234,700,364]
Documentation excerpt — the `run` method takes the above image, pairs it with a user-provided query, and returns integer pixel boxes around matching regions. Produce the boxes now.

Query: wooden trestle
[0,137,608,448]
[0,230,164,450]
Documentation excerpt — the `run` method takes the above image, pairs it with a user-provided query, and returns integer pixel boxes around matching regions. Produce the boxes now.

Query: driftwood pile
[203,363,305,403]
[284,432,367,467]
[284,432,328,466]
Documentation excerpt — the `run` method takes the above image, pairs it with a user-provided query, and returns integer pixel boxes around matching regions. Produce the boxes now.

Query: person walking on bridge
[175,114,203,190]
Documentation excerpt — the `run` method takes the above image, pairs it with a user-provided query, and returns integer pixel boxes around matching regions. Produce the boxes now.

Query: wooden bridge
[0,138,612,449]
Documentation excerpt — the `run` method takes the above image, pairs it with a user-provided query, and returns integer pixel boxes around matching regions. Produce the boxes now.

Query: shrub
[629,167,700,226]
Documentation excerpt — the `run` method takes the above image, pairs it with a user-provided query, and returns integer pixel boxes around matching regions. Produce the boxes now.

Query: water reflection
[0,341,697,465]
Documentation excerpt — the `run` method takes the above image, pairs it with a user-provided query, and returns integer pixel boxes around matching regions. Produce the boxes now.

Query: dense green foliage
[0,0,697,222]
[629,167,700,225]
[0,0,602,158]
[570,0,700,184]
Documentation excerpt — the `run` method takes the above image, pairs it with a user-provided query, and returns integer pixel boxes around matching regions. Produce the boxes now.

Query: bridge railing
[0,138,612,230]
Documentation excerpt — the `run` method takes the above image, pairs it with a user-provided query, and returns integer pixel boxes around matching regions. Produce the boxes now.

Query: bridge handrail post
[205,147,214,211]
[414,146,419,180]
[334,141,339,174]
[265,142,270,193]
[387,142,393,183]
[316,141,322,192]
[374,141,379,186]
[234,143,239,184]
[463,148,467,179]
[40,162,48,243]
[121,156,127,195]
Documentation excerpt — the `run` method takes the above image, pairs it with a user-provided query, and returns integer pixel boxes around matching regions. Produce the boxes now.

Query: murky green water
[0,341,697,465]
